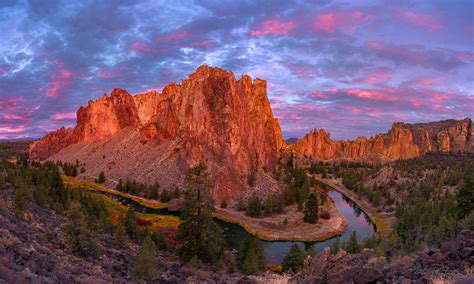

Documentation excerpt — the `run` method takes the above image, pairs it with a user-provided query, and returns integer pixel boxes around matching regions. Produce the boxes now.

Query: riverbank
[214,199,347,242]
[62,175,168,210]
[63,175,349,242]
[311,175,395,236]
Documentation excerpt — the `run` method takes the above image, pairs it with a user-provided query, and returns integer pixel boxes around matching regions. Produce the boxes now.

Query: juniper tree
[64,201,99,258]
[457,177,473,218]
[282,244,305,273]
[97,171,106,183]
[303,193,319,224]
[132,235,157,281]
[125,207,138,240]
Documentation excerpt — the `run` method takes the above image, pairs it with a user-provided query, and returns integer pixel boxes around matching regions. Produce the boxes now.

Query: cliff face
[29,66,284,201]
[294,118,473,162]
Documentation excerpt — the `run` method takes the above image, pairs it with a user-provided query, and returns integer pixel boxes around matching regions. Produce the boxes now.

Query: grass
[62,175,167,209]
[62,175,181,231]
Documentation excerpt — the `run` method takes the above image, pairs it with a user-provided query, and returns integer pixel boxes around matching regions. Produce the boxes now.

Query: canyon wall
[294,118,473,162]
[30,66,284,201]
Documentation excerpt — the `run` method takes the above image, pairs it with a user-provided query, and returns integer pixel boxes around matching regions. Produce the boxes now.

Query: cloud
[251,19,296,36]
[313,10,372,34]
[397,11,442,31]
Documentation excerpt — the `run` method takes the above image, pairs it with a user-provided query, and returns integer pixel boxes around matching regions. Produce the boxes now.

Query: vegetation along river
[90,188,375,264]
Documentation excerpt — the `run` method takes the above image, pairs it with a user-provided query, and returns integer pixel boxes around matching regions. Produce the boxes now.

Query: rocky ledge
[299,230,474,283]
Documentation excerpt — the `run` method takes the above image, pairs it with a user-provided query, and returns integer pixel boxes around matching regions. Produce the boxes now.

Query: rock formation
[29,66,284,201]
[294,118,473,162]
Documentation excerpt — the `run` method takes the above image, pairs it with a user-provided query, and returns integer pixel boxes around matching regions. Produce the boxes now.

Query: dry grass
[62,175,167,209]
[63,176,181,230]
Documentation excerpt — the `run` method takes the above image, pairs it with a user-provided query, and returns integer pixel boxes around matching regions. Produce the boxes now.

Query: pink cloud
[131,41,153,53]
[354,70,391,84]
[44,59,75,98]
[46,69,73,97]
[251,19,296,36]
[2,114,30,121]
[313,11,372,33]
[51,112,76,121]
[156,30,189,43]
[397,11,442,31]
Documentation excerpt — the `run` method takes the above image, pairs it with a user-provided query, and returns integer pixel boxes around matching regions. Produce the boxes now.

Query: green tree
[246,195,262,218]
[345,231,361,254]
[132,235,157,281]
[175,163,226,265]
[125,207,138,240]
[14,183,27,218]
[238,237,266,273]
[64,202,99,258]
[97,171,106,183]
[303,193,319,224]
[241,248,258,274]
[457,177,473,218]
[331,237,341,255]
[282,244,305,273]
[151,231,169,251]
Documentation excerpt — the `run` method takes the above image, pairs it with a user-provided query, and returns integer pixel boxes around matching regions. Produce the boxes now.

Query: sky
[0,0,473,140]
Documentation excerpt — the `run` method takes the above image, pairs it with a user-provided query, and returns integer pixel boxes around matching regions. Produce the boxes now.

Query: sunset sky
[0,0,473,140]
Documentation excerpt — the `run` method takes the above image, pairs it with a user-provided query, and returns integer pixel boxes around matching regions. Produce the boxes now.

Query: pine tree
[114,218,128,247]
[238,237,266,273]
[457,177,473,218]
[175,162,226,265]
[64,202,99,258]
[151,231,169,251]
[241,248,258,274]
[303,193,319,224]
[282,244,305,273]
[125,207,138,240]
[132,235,157,281]
[97,171,106,183]
[345,231,361,254]
[331,237,341,254]
[246,195,262,217]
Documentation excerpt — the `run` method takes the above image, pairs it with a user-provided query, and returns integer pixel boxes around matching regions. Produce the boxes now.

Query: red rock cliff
[294,118,473,162]
[29,66,284,201]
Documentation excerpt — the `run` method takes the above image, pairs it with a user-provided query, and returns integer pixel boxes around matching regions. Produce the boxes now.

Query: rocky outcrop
[294,118,473,162]
[29,65,284,201]
[300,230,474,283]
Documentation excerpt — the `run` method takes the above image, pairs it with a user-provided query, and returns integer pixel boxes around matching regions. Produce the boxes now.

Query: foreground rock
[299,231,474,283]
[29,65,284,202]
[294,118,474,162]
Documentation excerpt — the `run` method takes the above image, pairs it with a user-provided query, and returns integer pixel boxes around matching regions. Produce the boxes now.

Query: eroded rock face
[294,118,473,162]
[29,65,284,201]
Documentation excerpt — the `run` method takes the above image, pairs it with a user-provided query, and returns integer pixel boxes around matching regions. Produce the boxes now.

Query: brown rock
[294,118,473,162]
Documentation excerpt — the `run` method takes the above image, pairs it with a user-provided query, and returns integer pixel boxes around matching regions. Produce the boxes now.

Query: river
[90,189,375,264]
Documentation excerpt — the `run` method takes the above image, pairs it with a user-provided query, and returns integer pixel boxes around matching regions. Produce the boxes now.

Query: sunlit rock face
[294,118,473,162]
[29,65,284,201]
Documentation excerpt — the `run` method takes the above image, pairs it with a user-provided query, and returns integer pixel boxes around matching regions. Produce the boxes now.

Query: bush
[220,200,228,208]
[320,210,330,219]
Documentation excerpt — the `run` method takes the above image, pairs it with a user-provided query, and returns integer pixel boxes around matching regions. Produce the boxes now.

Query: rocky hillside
[29,66,284,201]
[294,118,473,162]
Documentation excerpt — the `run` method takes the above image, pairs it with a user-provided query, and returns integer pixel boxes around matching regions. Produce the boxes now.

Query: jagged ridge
[294,118,473,162]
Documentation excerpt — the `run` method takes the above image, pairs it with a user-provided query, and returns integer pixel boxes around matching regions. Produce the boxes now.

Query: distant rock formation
[30,66,284,201]
[294,118,473,162]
